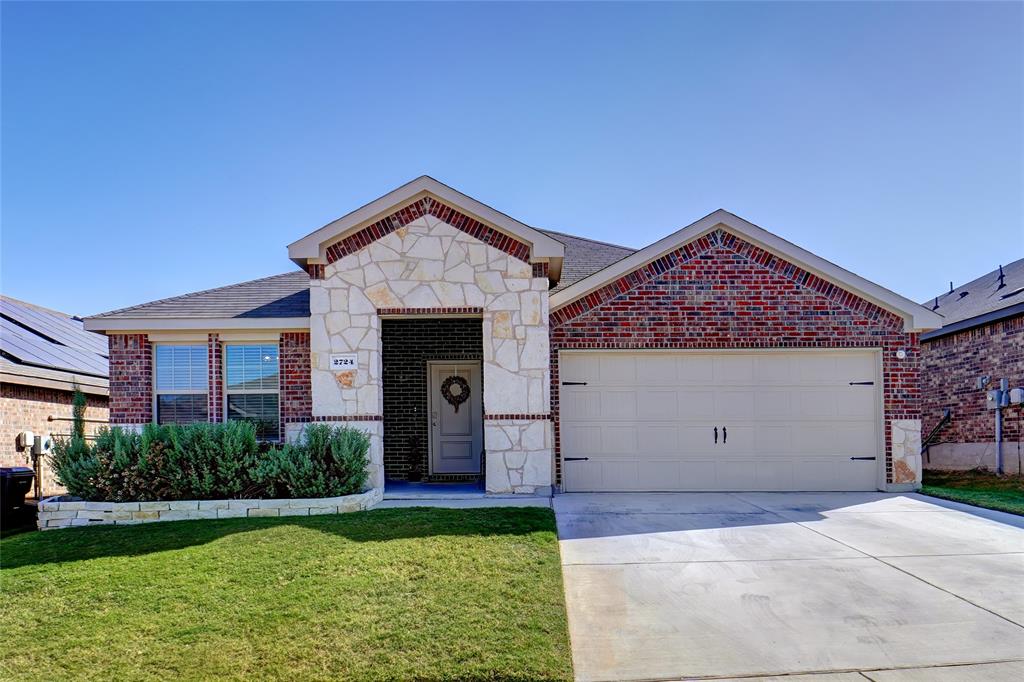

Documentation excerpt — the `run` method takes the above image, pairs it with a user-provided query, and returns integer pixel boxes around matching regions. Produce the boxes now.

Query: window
[225,344,280,440]
[154,345,208,424]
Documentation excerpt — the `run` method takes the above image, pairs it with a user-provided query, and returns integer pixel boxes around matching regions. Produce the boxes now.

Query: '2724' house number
[329,353,358,370]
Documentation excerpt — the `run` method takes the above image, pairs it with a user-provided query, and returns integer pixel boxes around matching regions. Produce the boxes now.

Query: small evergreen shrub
[49,421,371,502]
[254,424,370,498]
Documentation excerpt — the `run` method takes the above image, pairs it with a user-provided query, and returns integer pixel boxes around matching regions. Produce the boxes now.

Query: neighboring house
[921,259,1024,474]
[83,177,941,495]
[1,296,109,496]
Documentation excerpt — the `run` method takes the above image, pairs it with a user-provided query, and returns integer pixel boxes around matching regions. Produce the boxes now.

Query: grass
[0,507,573,681]
[921,469,1024,515]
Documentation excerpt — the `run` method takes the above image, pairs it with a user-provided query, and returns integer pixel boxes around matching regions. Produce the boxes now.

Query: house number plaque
[329,353,358,370]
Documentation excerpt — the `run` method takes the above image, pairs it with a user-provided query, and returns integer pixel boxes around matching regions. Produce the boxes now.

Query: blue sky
[2,1,1021,316]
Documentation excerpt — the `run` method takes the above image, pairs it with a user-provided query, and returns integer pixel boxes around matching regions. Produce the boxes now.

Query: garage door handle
[850,456,877,461]
[562,381,588,386]
[564,457,589,462]
[849,381,875,386]
[713,427,718,443]
[722,426,727,443]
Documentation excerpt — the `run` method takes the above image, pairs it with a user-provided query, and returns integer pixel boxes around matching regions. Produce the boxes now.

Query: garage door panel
[635,355,679,384]
[604,425,638,453]
[678,356,714,383]
[637,425,680,454]
[679,391,715,417]
[598,355,637,383]
[714,355,755,383]
[636,460,682,490]
[601,391,637,419]
[638,390,678,418]
[560,350,881,492]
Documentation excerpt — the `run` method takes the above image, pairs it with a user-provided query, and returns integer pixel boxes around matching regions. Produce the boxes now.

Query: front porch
[381,317,484,484]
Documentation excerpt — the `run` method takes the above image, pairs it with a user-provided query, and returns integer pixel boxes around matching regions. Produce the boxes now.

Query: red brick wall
[208,333,223,422]
[108,334,152,424]
[549,229,920,486]
[280,331,312,426]
[921,313,1023,445]
[0,383,109,496]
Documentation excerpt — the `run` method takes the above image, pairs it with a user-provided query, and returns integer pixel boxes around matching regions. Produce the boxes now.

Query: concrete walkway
[554,492,1024,682]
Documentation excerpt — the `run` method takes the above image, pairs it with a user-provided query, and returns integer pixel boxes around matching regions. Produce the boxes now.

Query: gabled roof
[538,229,636,292]
[288,176,565,277]
[83,271,310,332]
[550,209,943,332]
[1,295,109,394]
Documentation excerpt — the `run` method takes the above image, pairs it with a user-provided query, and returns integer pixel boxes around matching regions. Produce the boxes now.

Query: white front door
[560,350,882,492]
[428,362,483,475]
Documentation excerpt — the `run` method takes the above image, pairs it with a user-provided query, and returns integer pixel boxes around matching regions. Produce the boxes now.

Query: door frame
[426,360,483,476]
[557,347,885,492]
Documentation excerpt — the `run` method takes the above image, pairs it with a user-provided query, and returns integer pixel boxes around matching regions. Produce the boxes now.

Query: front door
[428,361,483,475]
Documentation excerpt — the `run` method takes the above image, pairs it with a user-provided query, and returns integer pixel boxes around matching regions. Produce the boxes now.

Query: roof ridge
[91,270,307,318]
[537,228,636,252]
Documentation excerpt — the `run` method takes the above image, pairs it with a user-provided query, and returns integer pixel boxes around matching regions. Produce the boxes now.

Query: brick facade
[0,383,109,496]
[549,229,920,486]
[380,317,483,480]
[207,333,223,423]
[108,334,152,424]
[281,331,313,427]
[324,196,532,265]
[921,313,1023,468]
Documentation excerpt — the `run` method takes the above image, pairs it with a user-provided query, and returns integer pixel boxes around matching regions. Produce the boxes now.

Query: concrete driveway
[555,492,1024,682]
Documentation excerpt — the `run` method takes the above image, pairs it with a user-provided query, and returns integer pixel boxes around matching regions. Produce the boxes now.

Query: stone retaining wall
[37,489,383,530]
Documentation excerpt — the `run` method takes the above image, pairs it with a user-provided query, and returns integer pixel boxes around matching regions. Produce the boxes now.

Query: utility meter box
[986,390,1003,410]
[1010,387,1024,405]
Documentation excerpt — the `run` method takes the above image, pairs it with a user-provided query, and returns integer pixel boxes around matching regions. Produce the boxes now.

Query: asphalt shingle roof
[88,229,636,320]
[923,257,1024,326]
[89,271,311,319]
[538,229,636,292]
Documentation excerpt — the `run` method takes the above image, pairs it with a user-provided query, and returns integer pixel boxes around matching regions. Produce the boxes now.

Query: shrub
[49,421,371,502]
[255,424,370,498]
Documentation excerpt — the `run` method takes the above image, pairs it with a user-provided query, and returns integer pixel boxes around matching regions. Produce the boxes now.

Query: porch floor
[383,479,485,500]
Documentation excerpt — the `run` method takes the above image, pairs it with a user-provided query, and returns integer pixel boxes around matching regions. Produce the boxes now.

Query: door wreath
[440,375,471,413]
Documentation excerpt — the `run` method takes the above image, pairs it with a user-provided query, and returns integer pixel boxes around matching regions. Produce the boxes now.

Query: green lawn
[921,469,1024,515]
[0,507,573,681]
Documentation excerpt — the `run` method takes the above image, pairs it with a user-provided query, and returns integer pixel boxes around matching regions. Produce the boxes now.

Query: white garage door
[560,350,881,492]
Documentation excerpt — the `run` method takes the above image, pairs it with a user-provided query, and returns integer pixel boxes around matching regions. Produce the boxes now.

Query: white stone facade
[37,489,383,530]
[308,214,552,494]
[484,418,553,495]
[889,418,923,490]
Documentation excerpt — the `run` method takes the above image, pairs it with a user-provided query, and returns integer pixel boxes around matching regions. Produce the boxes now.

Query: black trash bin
[1,467,35,516]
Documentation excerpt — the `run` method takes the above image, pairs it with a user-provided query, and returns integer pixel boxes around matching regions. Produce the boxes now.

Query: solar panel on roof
[0,317,108,377]
[0,298,108,356]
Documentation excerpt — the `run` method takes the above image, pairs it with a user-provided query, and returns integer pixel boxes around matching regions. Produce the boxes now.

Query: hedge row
[50,421,370,502]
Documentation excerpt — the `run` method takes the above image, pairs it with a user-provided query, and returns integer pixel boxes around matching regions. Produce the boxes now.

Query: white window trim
[152,342,209,425]
[223,341,282,441]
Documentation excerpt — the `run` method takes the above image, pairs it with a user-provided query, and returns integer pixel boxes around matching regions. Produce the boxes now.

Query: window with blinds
[225,344,280,440]
[154,345,208,425]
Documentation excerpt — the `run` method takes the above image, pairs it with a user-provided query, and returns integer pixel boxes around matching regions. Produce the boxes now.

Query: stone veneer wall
[380,318,483,481]
[549,229,922,491]
[920,313,1023,473]
[38,489,382,530]
[309,213,551,494]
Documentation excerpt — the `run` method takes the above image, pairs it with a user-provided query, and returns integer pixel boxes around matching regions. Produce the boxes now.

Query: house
[921,259,1023,474]
[1,296,109,496]
[83,177,941,495]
